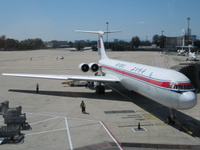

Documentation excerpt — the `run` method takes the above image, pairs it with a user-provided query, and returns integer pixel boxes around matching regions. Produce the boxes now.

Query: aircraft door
[147,72,153,91]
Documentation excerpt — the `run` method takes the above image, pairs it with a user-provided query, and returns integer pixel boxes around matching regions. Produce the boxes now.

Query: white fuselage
[99,58,197,110]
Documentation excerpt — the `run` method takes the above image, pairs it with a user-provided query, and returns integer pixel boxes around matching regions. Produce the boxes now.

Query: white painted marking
[100,121,124,150]
[26,128,66,136]
[30,116,59,125]
[65,117,73,150]
[25,112,123,149]
[25,112,99,123]
[132,127,147,132]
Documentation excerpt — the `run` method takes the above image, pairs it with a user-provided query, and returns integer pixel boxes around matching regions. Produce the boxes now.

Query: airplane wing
[2,73,120,83]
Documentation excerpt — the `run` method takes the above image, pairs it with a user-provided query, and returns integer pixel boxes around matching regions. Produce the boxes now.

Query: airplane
[187,45,197,60]
[177,35,187,56]
[177,48,186,56]
[2,30,197,123]
[174,45,198,61]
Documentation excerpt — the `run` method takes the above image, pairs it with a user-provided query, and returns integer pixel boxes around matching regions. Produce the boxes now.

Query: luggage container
[0,101,9,115]
[4,114,26,127]
[3,106,22,116]
[0,125,20,139]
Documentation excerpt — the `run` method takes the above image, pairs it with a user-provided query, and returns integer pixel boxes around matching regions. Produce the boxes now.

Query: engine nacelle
[89,63,99,72]
[79,63,89,72]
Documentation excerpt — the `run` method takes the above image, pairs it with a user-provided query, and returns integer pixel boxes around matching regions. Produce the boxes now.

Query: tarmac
[0,49,200,150]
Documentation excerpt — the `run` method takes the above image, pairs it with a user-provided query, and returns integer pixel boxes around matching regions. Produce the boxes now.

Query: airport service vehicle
[2,30,197,122]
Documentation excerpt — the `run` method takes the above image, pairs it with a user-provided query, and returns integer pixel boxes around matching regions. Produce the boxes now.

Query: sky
[0,0,200,42]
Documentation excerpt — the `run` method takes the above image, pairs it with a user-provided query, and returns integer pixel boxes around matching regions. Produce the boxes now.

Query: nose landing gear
[166,108,175,124]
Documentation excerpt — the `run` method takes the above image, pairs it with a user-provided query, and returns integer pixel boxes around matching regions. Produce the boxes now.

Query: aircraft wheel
[166,116,175,125]
[166,116,171,124]
[96,86,101,94]
[100,86,105,94]
[96,86,105,94]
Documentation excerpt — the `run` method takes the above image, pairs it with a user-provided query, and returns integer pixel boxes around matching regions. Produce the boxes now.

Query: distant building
[45,41,54,48]
[114,39,118,42]
[164,37,178,48]
[75,40,85,43]
[164,34,197,48]
[191,35,197,41]
[44,41,68,48]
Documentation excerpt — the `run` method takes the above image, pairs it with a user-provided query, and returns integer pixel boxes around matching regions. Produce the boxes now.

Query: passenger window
[184,85,187,89]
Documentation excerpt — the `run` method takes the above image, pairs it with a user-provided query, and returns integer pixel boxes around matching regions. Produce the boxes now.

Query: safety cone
[138,122,141,130]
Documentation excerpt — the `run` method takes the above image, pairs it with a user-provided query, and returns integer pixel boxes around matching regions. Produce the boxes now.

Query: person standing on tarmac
[80,101,86,113]
[36,83,39,93]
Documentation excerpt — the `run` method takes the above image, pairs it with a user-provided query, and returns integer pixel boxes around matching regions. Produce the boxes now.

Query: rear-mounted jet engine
[79,63,99,72]
[78,63,89,72]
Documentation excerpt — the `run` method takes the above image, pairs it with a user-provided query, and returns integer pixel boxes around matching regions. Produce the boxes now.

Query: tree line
[0,34,162,51]
[74,35,157,51]
[0,35,44,50]
[1,34,200,51]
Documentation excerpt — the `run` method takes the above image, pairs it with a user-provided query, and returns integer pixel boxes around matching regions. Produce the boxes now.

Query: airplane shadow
[8,89,129,102]
[105,84,200,138]
[126,90,200,138]
[8,86,200,138]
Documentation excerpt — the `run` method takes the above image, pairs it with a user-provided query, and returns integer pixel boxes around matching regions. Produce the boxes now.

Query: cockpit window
[178,85,183,89]
[169,82,194,90]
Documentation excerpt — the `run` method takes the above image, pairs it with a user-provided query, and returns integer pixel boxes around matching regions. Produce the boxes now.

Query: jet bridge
[171,63,200,92]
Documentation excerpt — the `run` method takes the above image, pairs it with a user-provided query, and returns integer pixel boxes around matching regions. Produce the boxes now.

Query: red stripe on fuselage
[100,64,170,88]
[100,63,193,91]
[98,40,101,48]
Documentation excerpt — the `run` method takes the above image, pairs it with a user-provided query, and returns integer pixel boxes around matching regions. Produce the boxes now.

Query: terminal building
[164,28,197,48]
[44,41,69,48]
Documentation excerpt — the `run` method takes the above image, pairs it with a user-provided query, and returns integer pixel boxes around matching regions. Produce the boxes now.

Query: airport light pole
[106,22,109,42]
[161,30,164,48]
[187,17,190,45]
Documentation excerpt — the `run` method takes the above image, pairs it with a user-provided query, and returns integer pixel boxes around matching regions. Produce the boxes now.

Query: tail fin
[74,30,120,60]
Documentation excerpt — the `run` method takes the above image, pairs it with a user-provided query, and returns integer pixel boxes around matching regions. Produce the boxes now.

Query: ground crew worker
[80,101,86,113]
[36,83,39,93]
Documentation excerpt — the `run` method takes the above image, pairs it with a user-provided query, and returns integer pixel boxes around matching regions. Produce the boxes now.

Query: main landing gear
[96,85,105,94]
[166,108,175,124]
[94,71,105,94]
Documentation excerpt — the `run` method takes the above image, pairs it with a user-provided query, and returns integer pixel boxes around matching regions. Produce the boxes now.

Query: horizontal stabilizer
[74,30,121,36]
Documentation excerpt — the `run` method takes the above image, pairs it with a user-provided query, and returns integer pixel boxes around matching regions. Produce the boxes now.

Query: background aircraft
[2,30,197,123]
[177,48,186,56]
[174,45,198,61]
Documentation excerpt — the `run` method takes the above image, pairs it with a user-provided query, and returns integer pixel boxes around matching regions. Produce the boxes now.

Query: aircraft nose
[179,92,197,109]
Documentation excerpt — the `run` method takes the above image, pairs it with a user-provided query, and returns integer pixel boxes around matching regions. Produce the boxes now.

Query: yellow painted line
[143,114,153,116]
[156,123,168,126]
[143,114,155,117]
[146,117,158,120]
[136,110,145,112]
